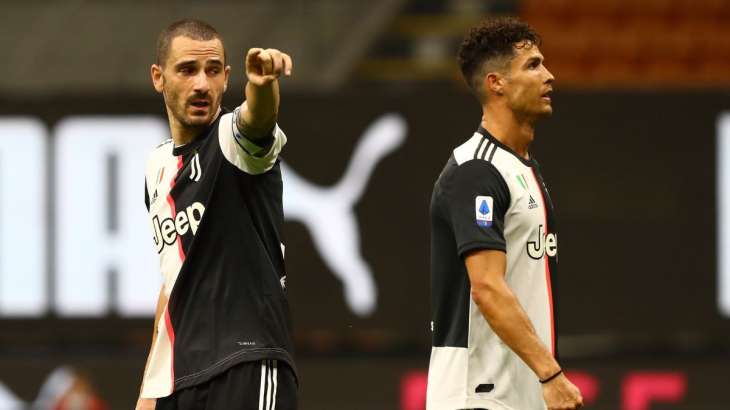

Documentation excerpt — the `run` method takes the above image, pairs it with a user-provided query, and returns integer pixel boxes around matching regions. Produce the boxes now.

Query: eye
[179,66,194,75]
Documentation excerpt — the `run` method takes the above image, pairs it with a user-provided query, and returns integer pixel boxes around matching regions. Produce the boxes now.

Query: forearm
[239,80,279,140]
[472,282,560,380]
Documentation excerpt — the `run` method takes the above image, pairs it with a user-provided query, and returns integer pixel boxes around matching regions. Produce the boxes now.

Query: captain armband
[232,107,275,157]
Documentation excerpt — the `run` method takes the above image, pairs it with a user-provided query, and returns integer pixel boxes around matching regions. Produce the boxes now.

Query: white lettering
[54,117,165,317]
[545,232,558,258]
[526,225,558,260]
[160,218,176,244]
[0,113,404,318]
[152,216,164,253]
[0,118,47,316]
[186,202,205,235]
[175,209,189,235]
[718,112,730,317]
[151,202,205,253]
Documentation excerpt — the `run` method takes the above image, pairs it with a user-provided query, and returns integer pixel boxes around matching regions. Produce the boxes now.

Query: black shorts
[156,359,297,410]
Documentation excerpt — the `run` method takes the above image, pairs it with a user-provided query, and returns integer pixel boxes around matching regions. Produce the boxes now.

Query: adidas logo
[528,195,539,209]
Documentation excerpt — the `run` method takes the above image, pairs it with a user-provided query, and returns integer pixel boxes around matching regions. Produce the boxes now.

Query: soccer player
[135,19,297,410]
[427,17,583,410]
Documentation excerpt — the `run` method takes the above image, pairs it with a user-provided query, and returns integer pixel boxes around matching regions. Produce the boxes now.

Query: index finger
[283,53,293,76]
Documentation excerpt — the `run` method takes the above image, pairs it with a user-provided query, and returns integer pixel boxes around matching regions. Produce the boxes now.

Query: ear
[224,65,232,92]
[151,64,164,93]
[484,72,504,96]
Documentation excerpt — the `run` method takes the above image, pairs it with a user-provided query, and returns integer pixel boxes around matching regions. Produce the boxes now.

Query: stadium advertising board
[0,88,728,409]
[0,89,728,336]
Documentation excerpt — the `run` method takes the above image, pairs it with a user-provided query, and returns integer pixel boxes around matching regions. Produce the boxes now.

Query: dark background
[4,0,730,407]
[1,87,729,409]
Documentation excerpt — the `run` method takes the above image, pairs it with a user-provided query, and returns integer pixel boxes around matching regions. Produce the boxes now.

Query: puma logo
[282,114,407,316]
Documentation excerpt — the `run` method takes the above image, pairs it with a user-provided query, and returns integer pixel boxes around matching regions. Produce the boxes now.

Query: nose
[192,70,210,94]
[544,65,555,84]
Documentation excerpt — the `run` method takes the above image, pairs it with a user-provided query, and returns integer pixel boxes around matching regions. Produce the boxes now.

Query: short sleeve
[218,110,287,175]
[441,160,510,257]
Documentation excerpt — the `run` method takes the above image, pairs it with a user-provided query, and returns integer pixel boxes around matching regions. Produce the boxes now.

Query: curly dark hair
[458,17,540,98]
[156,19,225,66]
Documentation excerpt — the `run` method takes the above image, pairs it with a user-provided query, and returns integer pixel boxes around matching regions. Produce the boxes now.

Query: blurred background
[1,0,729,409]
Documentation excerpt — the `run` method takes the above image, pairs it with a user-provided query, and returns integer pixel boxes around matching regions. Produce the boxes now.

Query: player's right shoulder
[148,138,172,159]
[434,137,508,201]
[452,131,486,165]
[446,133,504,178]
[154,138,173,150]
[145,139,173,177]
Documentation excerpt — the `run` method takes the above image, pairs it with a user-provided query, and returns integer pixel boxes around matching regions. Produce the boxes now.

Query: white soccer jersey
[428,126,558,410]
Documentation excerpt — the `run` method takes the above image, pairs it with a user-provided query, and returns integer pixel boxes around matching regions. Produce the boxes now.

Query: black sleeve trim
[458,242,507,258]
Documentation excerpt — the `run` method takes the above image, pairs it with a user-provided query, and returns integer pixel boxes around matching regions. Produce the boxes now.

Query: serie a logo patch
[475,196,493,227]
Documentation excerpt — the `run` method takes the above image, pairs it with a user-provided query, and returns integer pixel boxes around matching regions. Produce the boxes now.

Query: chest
[147,155,183,216]
[506,169,552,225]
[146,146,219,253]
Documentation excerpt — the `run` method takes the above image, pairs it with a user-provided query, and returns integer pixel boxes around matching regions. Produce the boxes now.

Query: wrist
[534,357,562,381]
[539,368,563,384]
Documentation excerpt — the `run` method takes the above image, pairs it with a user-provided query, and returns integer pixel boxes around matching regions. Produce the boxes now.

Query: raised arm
[465,249,583,410]
[237,48,293,142]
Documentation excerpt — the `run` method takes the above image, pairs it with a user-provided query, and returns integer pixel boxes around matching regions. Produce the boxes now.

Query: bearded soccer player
[428,18,583,410]
[135,19,297,410]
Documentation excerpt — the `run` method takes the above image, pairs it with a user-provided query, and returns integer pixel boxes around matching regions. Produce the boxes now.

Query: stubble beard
[164,88,216,132]
[511,95,553,123]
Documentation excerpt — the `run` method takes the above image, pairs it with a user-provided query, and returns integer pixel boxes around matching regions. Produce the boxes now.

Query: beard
[163,88,218,131]
[508,94,553,121]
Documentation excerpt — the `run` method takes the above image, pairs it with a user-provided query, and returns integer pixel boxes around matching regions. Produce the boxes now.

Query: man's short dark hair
[457,17,541,99]
[156,19,225,66]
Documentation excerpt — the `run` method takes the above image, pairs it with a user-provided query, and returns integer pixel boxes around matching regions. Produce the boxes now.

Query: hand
[135,398,156,410]
[542,373,583,410]
[245,48,293,86]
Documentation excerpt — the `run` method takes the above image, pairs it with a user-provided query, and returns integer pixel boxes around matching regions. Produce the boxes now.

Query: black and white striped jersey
[428,126,558,410]
[140,108,297,398]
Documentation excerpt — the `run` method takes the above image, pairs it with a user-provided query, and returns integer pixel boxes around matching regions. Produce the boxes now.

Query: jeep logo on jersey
[152,202,205,253]
[526,224,558,260]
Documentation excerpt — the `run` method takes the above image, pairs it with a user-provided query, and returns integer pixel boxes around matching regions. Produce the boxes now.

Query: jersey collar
[172,108,229,156]
[476,125,537,168]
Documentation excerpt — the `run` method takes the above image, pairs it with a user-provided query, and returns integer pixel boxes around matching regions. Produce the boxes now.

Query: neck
[481,103,536,159]
[169,122,199,147]
[167,107,220,147]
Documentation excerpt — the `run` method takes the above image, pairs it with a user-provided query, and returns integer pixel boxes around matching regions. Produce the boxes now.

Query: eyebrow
[525,56,543,67]
[174,58,224,69]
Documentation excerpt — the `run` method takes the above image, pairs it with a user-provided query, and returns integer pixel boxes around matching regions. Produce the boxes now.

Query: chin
[538,106,553,117]
[185,114,214,127]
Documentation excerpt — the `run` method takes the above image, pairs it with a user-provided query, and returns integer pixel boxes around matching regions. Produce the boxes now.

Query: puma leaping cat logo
[282,114,407,316]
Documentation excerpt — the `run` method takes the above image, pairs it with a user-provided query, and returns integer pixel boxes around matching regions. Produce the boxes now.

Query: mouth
[541,89,553,102]
[189,99,211,111]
